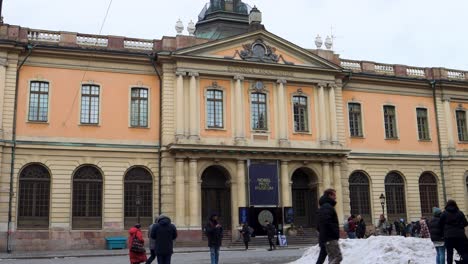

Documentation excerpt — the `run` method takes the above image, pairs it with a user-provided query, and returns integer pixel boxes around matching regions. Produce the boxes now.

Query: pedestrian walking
[346,215,357,239]
[419,217,430,239]
[264,220,276,251]
[394,220,401,236]
[356,215,366,239]
[240,223,252,250]
[316,188,343,264]
[150,214,177,264]
[376,214,389,236]
[128,224,148,264]
[439,200,468,264]
[205,213,223,264]
[146,217,159,264]
[429,207,445,264]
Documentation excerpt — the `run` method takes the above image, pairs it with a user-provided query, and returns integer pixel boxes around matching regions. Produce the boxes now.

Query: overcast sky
[4,0,467,70]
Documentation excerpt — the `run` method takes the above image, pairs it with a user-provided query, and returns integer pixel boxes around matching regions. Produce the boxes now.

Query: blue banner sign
[239,207,248,224]
[248,161,279,206]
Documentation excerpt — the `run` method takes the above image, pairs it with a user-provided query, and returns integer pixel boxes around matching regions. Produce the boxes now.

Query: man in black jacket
[205,213,223,264]
[439,200,468,264]
[150,214,177,264]
[316,188,342,264]
[264,220,276,251]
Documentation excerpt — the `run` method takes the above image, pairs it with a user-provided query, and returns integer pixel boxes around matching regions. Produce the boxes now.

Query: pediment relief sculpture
[224,38,294,65]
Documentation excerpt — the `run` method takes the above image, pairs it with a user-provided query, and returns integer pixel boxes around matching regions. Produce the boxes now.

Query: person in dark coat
[146,217,159,264]
[316,188,342,264]
[264,220,276,251]
[128,224,148,264]
[205,213,223,264]
[240,223,252,250]
[439,200,468,264]
[429,207,445,264]
[355,215,366,239]
[347,215,357,239]
[150,214,177,264]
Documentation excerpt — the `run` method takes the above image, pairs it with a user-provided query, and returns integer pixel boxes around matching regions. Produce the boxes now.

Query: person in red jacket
[128,224,148,264]
[347,215,357,239]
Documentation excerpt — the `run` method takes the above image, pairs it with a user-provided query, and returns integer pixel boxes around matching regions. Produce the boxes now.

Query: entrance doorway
[291,168,318,228]
[201,166,231,230]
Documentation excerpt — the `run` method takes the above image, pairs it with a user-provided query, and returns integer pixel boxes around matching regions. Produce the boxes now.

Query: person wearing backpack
[150,214,177,264]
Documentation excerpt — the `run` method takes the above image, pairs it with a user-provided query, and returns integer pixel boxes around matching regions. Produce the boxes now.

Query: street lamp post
[379,193,386,217]
[136,195,142,224]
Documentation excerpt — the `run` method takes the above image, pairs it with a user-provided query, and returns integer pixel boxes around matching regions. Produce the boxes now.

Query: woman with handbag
[128,224,148,264]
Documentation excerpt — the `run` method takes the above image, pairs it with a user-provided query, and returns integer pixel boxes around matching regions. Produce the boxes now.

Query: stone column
[322,161,331,191]
[318,83,328,143]
[329,84,338,144]
[0,59,7,129]
[237,160,247,207]
[231,178,239,234]
[175,72,186,140]
[280,161,291,207]
[443,97,455,150]
[277,79,288,144]
[175,158,186,227]
[189,72,199,140]
[189,159,201,228]
[333,162,344,223]
[234,75,245,142]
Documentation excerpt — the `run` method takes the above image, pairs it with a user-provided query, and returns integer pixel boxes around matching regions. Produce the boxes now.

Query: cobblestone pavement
[0,248,306,264]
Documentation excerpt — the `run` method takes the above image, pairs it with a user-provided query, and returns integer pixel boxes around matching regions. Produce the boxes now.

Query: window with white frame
[348,103,363,137]
[456,110,468,141]
[293,96,308,132]
[80,85,100,124]
[130,88,148,127]
[383,105,398,139]
[206,89,223,128]
[251,92,267,130]
[416,108,430,140]
[28,81,49,122]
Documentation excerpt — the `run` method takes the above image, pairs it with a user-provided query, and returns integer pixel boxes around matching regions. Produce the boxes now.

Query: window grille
[456,110,468,141]
[124,167,153,229]
[18,164,50,229]
[81,85,100,124]
[348,103,363,137]
[251,93,267,130]
[416,108,430,140]
[130,88,148,127]
[293,96,308,132]
[385,172,406,221]
[72,166,103,229]
[419,173,438,218]
[28,81,49,122]
[383,105,398,139]
[348,171,371,221]
[206,89,223,128]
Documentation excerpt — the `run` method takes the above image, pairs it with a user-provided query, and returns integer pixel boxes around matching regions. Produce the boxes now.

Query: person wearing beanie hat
[128,223,147,264]
[429,207,445,264]
[439,200,468,264]
[205,212,223,264]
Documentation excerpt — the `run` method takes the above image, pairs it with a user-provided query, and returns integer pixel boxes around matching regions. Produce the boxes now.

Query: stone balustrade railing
[447,70,466,80]
[375,64,394,74]
[124,39,154,50]
[77,34,108,47]
[28,30,60,42]
[406,68,426,77]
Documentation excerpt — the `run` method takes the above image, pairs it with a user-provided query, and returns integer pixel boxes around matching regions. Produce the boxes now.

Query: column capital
[237,159,246,164]
[280,160,290,165]
[317,82,327,88]
[277,79,287,84]
[234,75,244,81]
[189,158,198,162]
[328,83,338,89]
[176,71,187,76]
[175,158,185,162]
[188,72,199,77]
[442,95,451,102]
[333,161,342,167]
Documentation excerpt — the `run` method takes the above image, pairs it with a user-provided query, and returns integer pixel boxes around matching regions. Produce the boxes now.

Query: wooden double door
[292,168,318,228]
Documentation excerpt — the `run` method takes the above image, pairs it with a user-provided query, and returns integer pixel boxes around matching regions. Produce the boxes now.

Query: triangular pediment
[174,30,341,70]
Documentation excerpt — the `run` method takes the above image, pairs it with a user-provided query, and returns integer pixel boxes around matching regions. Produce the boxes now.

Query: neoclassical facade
[0,2,467,251]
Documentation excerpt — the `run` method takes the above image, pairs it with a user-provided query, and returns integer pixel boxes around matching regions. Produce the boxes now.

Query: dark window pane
[348,103,363,137]
[72,166,103,229]
[416,108,430,140]
[251,93,267,130]
[206,89,223,128]
[419,173,438,218]
[293,96,308,132]
[28,82,49,122]
[385,172,406,221]
[349,171,371,221]
[384,106,397,139]
[124,167,153,229]
[456,110,468,141]
[81,85,100,124]
[130,88,149,127]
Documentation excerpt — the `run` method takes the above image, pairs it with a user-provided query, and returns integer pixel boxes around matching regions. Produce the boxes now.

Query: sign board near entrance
[248,161,279,206]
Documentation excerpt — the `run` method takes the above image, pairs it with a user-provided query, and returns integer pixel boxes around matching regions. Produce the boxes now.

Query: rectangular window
[28,81,49,122]
[206,89,223,128]
[416,108,430,140]
[251,93,267,130]
[130,88,148,127]
[383,105,398,139]
[80,85,100,124]
[456,110,468,141]
[348,103,363,137]
[293,96,308,132]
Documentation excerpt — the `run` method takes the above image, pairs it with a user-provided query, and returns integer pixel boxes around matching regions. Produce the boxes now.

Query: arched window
[124,167,153,229]
[72,166,103,229]
[419,173,438,218]
[18,164,50,229]
[385,172,406,221]
[349,171,371,221]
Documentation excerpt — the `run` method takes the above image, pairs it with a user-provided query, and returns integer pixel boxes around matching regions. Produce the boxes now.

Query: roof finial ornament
[315,34,323,49]
[175,19,184,35]
[325,35,333,50]
[187,20,196,36]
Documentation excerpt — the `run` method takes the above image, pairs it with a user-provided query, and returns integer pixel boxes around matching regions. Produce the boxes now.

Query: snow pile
[290,236,436,264]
